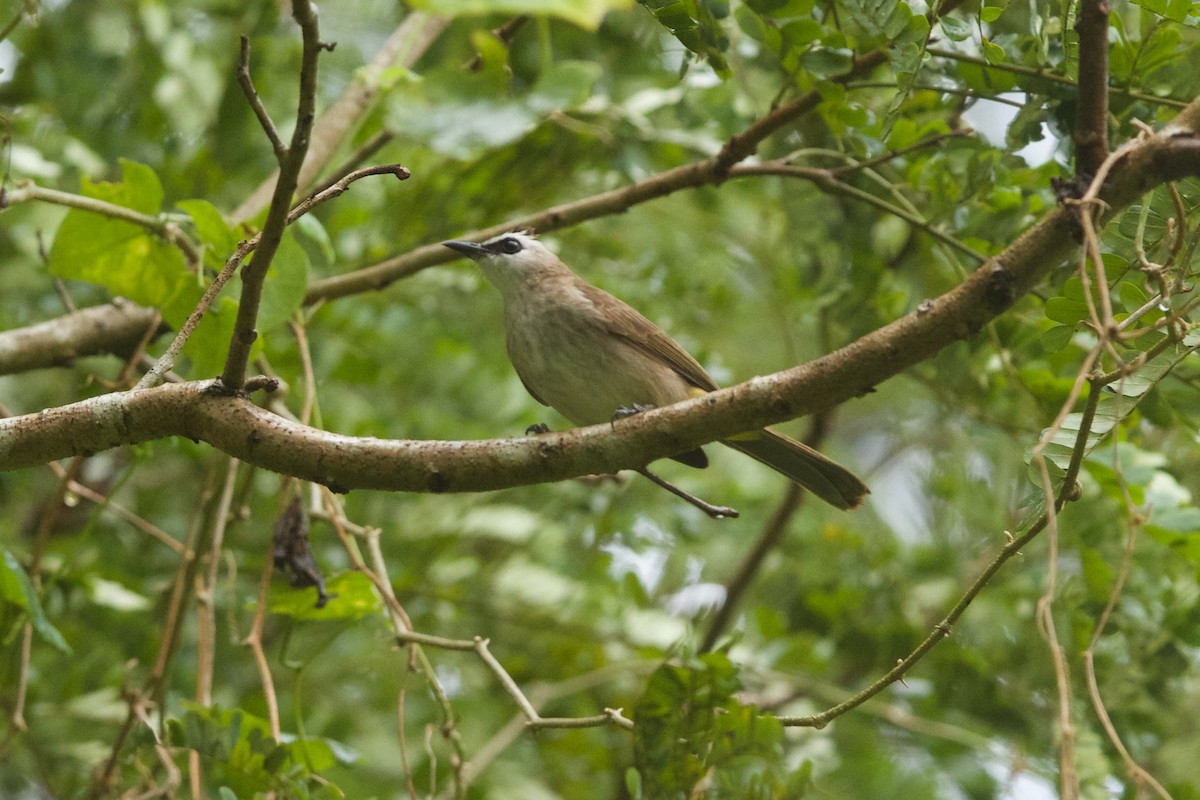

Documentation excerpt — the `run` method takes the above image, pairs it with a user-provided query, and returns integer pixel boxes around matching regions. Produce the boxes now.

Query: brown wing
[577,281,719,392]
[514,370,550,407]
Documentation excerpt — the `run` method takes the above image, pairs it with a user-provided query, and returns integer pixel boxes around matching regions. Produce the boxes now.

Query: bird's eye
[498,237,523,255]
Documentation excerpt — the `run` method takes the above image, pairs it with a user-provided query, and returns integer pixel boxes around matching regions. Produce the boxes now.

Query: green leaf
[1131,0,1192,23]
[96,158,164,215]
[1117,280,1150,315]
[407,0,633,29]
[801,46,855,76]
[1044,296,1089,325]
[268,571,382,621]
[841,0,914,40]
[1,549,72,654]
[388,60,602,160]
[1034,332,1200,472]
[1005,94,1050,151]
[528,60,605,112]
[633,652,784,797]
[639,0,732,76]
[177,198,238,272]
[780,17,823,49]
[940,15,972,41]
[291,212,336,268]
[160,292,237,379]
[254,230,309,333]
[173,705,356,795]
[982,38,1007,63]
[49,161,192,312]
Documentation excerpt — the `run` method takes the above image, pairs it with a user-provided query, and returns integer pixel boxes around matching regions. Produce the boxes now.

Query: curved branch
[3,182,204,265]
[729,162,987,262]
[303,58,887,304]
[4,101,1199,489]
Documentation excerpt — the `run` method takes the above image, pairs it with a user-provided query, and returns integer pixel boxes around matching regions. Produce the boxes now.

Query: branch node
[244,376,281,394]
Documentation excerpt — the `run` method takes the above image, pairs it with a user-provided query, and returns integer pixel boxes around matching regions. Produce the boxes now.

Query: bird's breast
[503,290,692,426]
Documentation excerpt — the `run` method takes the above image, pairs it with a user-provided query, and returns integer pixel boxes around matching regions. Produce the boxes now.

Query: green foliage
[0,549,71,653]
[49,160,192,314]
[410,0,634,29]
[45,158,307,377]
[2,0,1200,798]
[633,652,792,799]
[640,0,732,76]
[268,572,382,621]
[167,705,353,798]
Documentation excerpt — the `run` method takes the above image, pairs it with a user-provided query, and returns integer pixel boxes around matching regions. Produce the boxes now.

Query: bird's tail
[721,428,868,510]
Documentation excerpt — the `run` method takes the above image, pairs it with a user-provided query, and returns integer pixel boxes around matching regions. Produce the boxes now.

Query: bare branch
[236,36,287,162]
[221,0,326,391]
[138,164,408,389]
[0,301,163,376]
[3,181,204,265]
[231,13,449,223]
[1073,0,1112,176]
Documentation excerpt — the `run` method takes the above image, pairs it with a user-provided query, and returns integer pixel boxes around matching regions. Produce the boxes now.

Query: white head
[443,231,568,298]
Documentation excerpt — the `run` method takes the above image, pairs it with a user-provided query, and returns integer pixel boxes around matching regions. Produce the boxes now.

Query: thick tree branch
[1073,0,1112,176]
[4,101,1198,489]
[0,301,163,376]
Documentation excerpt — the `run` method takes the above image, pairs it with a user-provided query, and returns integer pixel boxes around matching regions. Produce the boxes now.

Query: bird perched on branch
[443,231,868,513]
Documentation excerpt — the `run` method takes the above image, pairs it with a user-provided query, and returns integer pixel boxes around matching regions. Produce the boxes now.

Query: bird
[443,231,868,511]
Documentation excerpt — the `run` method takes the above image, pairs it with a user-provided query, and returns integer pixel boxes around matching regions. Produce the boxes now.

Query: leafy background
[2,0,1200,797]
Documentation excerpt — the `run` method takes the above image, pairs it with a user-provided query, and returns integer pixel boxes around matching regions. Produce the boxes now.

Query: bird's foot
[611,403,656,428]
[525,422,551,435]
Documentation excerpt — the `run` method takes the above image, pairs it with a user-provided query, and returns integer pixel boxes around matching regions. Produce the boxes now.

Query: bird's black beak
[443,240,489,260]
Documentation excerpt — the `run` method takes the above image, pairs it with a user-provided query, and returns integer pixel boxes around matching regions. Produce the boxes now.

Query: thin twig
[236,36,287,161]
[221,0,326,391]
[1083,523,1172,798]
[309,129,394,196]
[89,462,217,797]
[731,161,989,263]
[190,457,240,793]
[4,181,204,264]
[137,164,408,390]
[233,13,448,222]
[242,532,282,740]
[926,46,1188,109]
